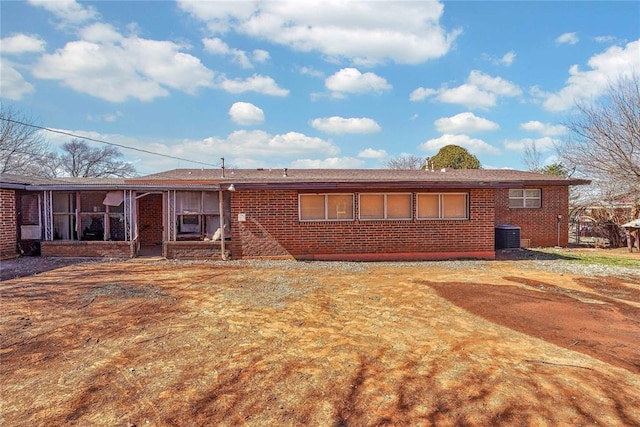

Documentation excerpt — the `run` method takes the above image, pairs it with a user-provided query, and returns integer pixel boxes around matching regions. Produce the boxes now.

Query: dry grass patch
[1,260,639,426]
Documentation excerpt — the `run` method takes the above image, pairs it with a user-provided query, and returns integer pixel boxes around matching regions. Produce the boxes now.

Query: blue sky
[1,1,639,175]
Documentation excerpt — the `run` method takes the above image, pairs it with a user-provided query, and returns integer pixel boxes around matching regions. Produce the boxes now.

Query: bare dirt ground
[1,250,639,426]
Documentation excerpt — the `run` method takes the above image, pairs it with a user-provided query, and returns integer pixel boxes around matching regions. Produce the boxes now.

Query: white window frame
[509,189,541,208]
[299,193,355,221]
[416,193,469,220]
[52,192,77,240]
[175,191,221,236]
[358,193,412,221]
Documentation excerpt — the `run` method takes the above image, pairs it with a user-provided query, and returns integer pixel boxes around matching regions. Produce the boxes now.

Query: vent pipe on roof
[283,168,288,177]
[221,157,225,178]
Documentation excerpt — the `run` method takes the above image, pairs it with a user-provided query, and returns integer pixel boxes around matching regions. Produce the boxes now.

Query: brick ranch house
[0,168,589,261]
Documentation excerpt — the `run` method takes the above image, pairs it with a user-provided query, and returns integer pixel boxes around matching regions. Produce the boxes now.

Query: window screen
[359,193,411,220]
[300,194,354,221]
[417,193,468,219]
[509,189,541,208]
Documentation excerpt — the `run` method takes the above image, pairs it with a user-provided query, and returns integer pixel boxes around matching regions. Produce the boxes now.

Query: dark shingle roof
[2,169,590,191]
[130,168,589,190]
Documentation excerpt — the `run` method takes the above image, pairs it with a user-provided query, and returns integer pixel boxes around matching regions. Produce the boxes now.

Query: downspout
[557,214,562,247]
[218,189,228,260]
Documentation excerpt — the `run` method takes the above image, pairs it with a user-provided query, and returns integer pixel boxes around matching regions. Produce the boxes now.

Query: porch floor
[138,244,163,258]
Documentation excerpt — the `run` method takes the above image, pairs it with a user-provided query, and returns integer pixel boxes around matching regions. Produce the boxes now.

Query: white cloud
[218,74,289,96]
[482,50,516,66]
[500,51,516,66]
[409,87,437,101]
[438,84,497,109]
[594,35,617,44]
[86,111,123,123]
[291,157,365,168]
[410,70,521,109]
[202,37,252,68]
[420,134,500,155]
[209,130,339,158]
[542,39,640,111]
[38,125,344,173]
[310,116,381,134]
[467,70,521,96]
[358,148,387,159]
[504,137,558,153]
[299,66,324,78]
[79,22,122,43]
[434,112,499,134]
[0,59,35,100]
[178,1,460,66]
[28,0,98,26]
[32,24,215,102]
[253,49,270,63]
[0,34,46,54]
[556,32,579,45]
[325,68,392,97]
[520,120,567,136]
[229,102,265,125]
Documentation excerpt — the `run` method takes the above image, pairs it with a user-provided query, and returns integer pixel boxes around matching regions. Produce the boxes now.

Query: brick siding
[494,186,569,247]
[41,240,135,258]
[229,188,496,260]
[138,193,164,245]
[0,189,17,259]
[6,185,571,260]
[163,241,226,259]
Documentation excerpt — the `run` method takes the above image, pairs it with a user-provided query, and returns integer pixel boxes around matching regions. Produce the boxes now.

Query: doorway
[137,193,163,256]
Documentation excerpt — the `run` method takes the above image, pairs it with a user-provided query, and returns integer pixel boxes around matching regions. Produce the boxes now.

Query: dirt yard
[1,251,639,426]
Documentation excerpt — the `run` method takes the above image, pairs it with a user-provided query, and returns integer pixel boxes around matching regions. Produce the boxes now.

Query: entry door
[137,193,163,246]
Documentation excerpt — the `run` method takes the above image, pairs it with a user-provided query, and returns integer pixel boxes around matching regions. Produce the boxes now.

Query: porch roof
[0,173,220,191]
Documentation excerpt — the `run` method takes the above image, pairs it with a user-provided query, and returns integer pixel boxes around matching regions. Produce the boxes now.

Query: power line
[0,117,221,168]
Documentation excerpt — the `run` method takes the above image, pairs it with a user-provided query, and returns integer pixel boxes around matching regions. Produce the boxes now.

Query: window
[509,189,541,208]
[52,191,127,241]
[299,194,354,221]
[53,192,76,240]
[175,191,223,239]
[359,193,412,220]
[417,193,468,220]
[20,194,40,225]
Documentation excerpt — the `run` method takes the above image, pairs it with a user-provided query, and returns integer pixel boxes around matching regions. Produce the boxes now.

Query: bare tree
[523,141,543,172]
[0,105,50,176]
[385,154,424,170]
[558,73,640,196]
[54,139,136,178]
[559,74,640,247]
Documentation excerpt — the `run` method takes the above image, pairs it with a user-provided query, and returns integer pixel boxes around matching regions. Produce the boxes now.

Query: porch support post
[218,189,228,260]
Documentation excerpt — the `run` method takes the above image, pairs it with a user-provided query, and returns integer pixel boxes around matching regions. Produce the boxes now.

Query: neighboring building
[0,168,589,261]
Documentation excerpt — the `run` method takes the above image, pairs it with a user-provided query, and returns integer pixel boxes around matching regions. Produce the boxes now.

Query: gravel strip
[2,251,638,281]
[131,257,639,279]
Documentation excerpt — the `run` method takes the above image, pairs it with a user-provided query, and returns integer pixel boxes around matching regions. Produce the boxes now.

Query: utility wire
[0,117,221,168]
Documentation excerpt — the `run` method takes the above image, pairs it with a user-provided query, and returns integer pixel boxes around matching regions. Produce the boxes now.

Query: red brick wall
[229,188,496,260]
[163,241,226,259]
[138,193,164,245]
[41,241,135,258]
[0,189,17,259]
[494,186,569,247]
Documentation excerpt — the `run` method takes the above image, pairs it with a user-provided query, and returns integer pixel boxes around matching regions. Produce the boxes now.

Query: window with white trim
[52,191,126,241]
[299,194,354,221]
[175,191,221,237]
[53,192,76,240]
[416,193,469,220]
[359,193,412,220]
[509,189,541,208]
